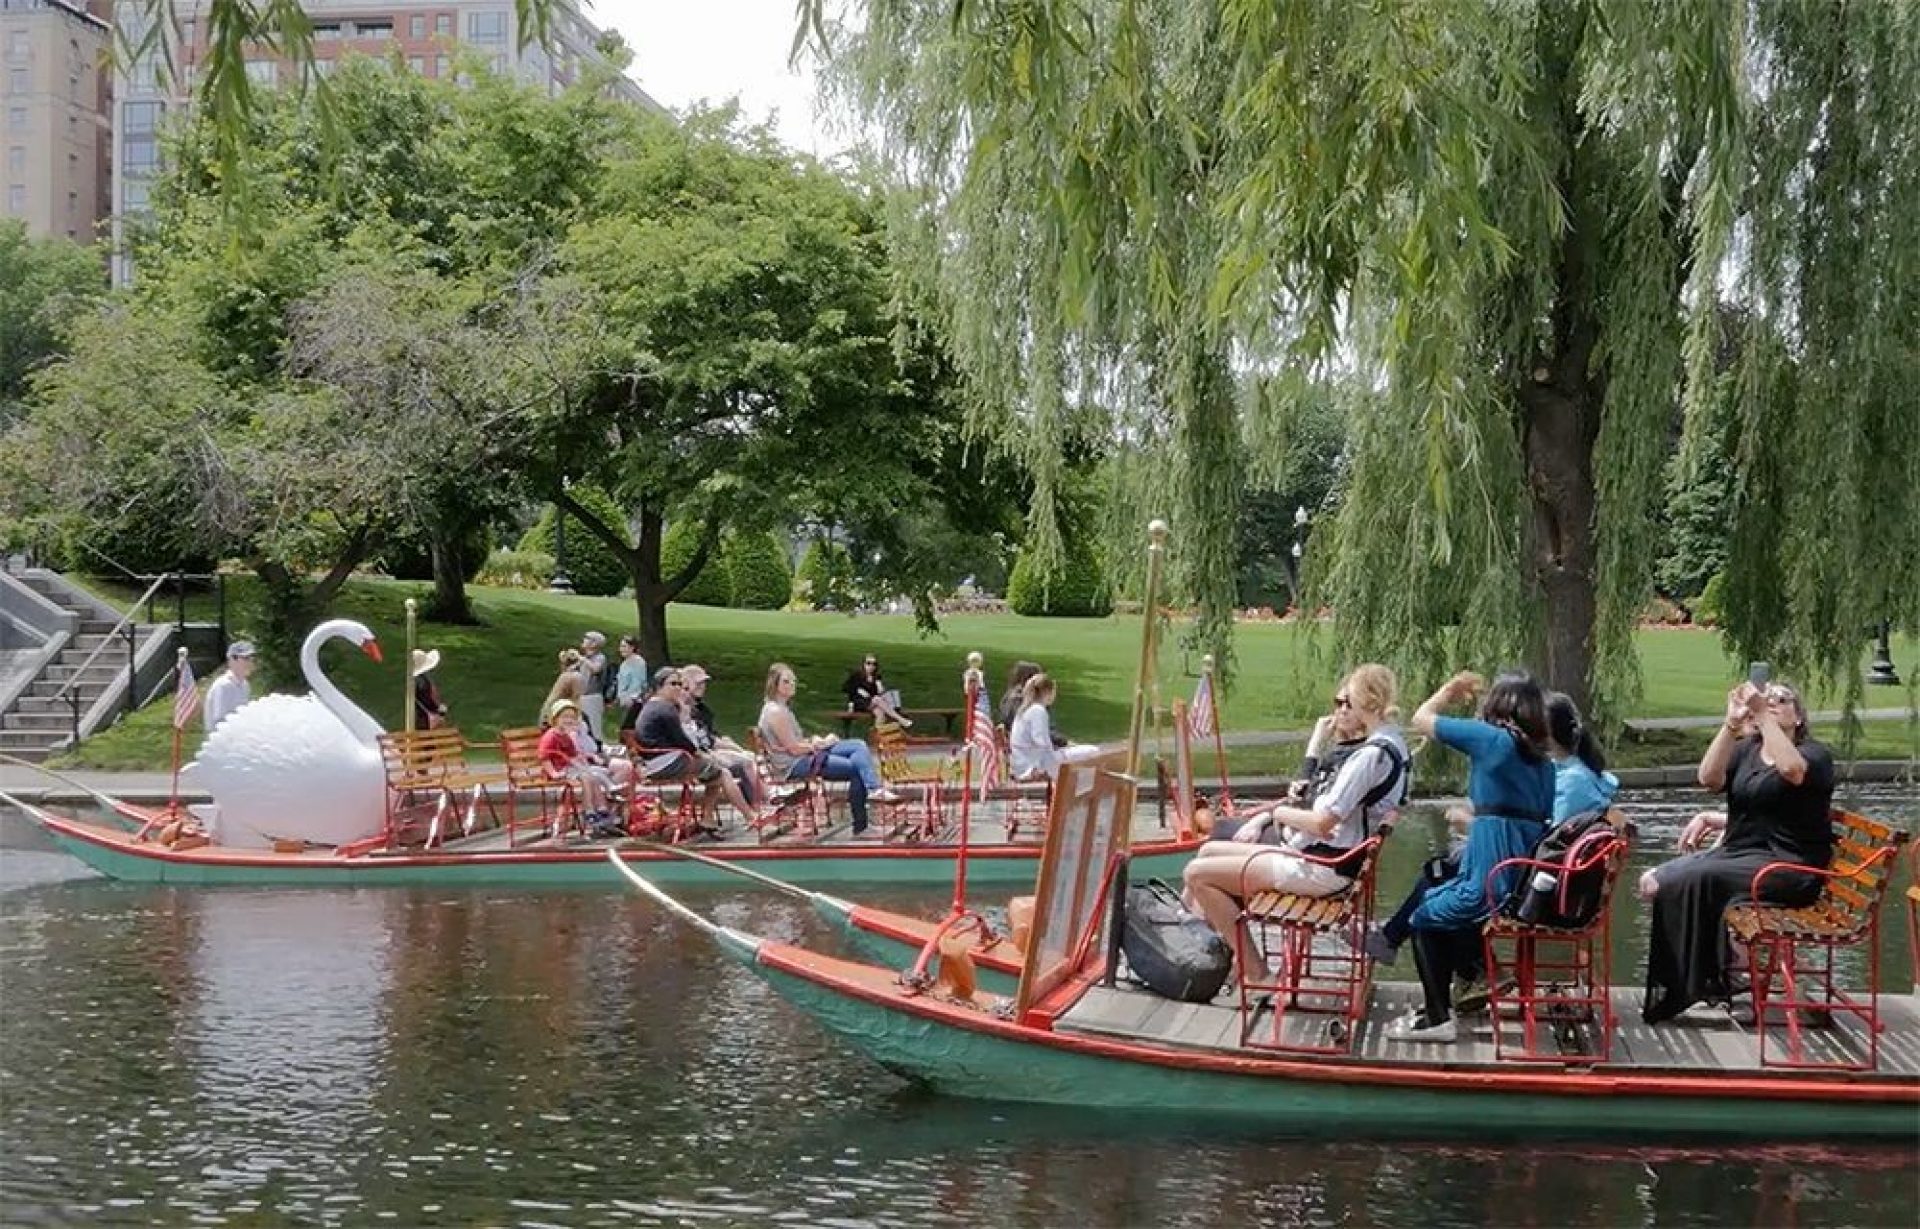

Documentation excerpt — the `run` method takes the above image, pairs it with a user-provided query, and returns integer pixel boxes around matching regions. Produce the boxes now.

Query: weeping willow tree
[809,0,1920,718]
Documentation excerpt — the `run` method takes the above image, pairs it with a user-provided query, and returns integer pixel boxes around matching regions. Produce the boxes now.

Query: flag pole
[403,598,418,735]
[166,645,188,819]
[1203,652,1232,811]
[1124,520,1170,778]
[952,650,983,916]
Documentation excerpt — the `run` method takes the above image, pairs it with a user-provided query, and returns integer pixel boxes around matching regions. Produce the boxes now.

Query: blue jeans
[786,740,880,831]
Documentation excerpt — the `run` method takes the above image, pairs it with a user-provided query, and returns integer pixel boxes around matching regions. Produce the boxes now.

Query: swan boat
[603,759,1920,1140]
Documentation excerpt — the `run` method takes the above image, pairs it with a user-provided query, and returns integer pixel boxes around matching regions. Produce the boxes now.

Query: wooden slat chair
[618,732,706,837]
[870,721,954,841]
[378,727,508,847]
[1479,814,1632,1064]
[747,730,825,841]
[498,727,581,846]
[1725,810,1910,1072]
[998,727,1052,843]
[1236,832,1392,1055]
[1907,843,1919,991]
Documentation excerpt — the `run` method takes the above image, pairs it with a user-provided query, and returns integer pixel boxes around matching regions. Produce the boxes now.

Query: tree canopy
[807,0,1920,717]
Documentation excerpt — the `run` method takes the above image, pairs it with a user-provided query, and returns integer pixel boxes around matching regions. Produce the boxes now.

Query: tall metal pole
[1866,621,1901,687]
[403,597,418,735]
[1125,520,1170,778]
[952,649,984,916]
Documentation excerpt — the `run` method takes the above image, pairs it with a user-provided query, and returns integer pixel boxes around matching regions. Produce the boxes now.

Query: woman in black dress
[1639,681,1834,1024]
[841,655,912,728]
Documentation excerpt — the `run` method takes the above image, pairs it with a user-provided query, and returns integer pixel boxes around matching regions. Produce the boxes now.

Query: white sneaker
[871,788,904,804]
[1384,1012,1458,1043]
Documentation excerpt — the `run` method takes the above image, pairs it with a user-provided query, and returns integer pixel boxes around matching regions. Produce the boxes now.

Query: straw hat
[547,697,579,722]
[410,648,441,678]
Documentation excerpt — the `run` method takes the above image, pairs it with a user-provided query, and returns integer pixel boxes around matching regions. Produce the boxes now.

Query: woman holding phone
[1638,672,1835,1025]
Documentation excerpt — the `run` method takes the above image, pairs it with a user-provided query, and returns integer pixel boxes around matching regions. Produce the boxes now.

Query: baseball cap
[227,641,256,659]
[680,664,711,686]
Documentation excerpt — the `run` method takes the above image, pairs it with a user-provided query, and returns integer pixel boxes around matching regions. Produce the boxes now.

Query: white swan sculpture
[185,619,388,849]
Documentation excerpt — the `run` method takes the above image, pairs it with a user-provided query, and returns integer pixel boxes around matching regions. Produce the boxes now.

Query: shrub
[659,519,731,607]
[476,547,556,591]
[724,530,793,610]
[797,539,858,611]
[515,486,629,597]
[1007,533,1113,617]
[1693,571,1727,628]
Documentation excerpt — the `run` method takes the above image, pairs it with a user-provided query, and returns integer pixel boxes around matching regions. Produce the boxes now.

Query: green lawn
[53,576,1920,771]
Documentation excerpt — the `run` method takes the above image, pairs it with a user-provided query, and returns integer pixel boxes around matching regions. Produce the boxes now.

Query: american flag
[171,656,199,730]
[967,680,1001,796]
[1188,670,1217,738]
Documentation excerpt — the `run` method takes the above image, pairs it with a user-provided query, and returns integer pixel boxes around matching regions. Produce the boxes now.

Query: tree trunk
[632,506,672,668]
[1518,371,1600,715]
[425,524,479,625]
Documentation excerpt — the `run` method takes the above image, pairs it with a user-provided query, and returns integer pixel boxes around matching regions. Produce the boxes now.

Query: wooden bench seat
[1724,809,1909,1071]
[379,727,508,846]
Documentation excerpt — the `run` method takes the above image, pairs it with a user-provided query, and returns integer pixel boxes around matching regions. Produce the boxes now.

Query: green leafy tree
[0,221,105,422]
[797,539,857,611]
[809,0,1920,719]
[657,519,731,607]
[723,530,793,611]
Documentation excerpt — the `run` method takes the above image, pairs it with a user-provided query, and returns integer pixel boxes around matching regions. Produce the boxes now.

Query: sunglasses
[1333,695,1353,710]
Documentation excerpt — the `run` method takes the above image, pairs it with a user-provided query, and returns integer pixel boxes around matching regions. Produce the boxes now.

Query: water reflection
[1,785,1915,1227]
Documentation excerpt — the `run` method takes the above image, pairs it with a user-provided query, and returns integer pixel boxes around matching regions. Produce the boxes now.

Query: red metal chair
[1906,843,1919,989]
[1724,810,1909,1071]
[747,730,825,840]
[1479,816,1632,1064]
[870,721,955,841]
[619,732,708,837]
[1236,833,1390,1055]
[498,727,581,847]
[998,728,1051,842]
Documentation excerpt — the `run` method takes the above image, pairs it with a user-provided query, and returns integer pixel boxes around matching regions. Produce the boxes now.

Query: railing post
[145,579,157,624]
[175,572,186,631]
[68,688,79,747]
[217,575,228,653]
[125,621,138,719]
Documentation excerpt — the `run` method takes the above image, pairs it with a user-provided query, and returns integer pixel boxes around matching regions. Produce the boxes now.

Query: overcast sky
[587,0,848,156]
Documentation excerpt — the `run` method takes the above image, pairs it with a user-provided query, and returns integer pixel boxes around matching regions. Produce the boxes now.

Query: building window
[6,31,28,62]
[409,15,424,38]
[123,180,149,210]
[467,11,507,44]
[182,19,195,46]
[123,100,161,133]
[314,58,334,78]
[6,146,20,174]
[435,14,452,36]
[405,55,423,74]
[313,23,340,41]
[123,135,158,172]
[6,106,24,128]
[491,53,508,76]
[433,53,447,77]
[8,67,25,93]
[354,21,392,38]
[244,59,275,85]
[6,185,22,214]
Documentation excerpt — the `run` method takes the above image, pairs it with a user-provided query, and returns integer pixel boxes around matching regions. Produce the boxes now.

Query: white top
[203,670,250,732]
[1293,726,1409,850]
[1009,702,1058,781]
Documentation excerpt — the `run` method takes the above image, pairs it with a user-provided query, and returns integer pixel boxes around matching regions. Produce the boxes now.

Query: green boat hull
[751,955,1920,1139]
[44,824,1195,889]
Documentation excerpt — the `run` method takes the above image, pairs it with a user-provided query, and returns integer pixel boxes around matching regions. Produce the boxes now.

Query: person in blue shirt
[1383,669,1556,1043]
[1546,691,1618,823]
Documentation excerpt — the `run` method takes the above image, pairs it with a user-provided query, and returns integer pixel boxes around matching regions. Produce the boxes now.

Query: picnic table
[816,707,969,743]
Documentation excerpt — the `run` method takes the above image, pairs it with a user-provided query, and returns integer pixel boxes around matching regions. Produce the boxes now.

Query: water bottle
[1517,870,1558,923]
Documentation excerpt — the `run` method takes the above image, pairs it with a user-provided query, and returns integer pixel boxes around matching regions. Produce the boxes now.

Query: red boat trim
[754,941,1920,1104]
[38,812,1204,873]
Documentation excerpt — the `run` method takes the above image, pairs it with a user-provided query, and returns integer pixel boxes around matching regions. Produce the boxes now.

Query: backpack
[1501,810,1623,929]
[1120,879,1232,1002]
[600,660,620,705]
[1302,735,1411,814]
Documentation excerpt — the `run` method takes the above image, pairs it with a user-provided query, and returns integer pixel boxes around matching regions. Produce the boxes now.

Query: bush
[476,548,556,590]
[797,539,858,611]
[724,530,793,610]
[1693,571,1727,628]
[1007,534,1113,617]
[515,486,630,597]
[659,519,731,606]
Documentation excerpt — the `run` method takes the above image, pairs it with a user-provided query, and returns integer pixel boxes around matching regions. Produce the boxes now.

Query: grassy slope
[54,576,1920,771]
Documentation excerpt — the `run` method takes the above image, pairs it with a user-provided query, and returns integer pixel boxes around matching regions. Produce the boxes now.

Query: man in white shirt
[202,641,256,732]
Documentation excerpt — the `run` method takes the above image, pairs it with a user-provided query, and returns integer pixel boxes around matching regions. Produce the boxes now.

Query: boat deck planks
[1058,981,1920,1078]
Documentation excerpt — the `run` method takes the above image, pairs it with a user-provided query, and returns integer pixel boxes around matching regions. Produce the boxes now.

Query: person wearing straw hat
[411,648,449,730]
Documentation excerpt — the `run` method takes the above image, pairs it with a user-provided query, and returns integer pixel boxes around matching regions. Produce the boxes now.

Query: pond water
[1,784,1915,1227]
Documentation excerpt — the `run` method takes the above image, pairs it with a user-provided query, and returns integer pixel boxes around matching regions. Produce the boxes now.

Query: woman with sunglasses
[760,663,903,838]
[1181,665,1409,976]
[841,655,913,728]
[1639,679,1835,1025]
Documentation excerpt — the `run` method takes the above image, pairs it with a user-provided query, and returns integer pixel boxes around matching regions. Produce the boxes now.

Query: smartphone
[1747,661,1771,688]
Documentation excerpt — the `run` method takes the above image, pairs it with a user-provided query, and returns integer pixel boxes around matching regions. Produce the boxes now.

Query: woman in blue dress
[1385,670,1556,1043]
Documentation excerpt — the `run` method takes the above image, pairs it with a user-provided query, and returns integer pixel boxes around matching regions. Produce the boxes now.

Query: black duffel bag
[1120,879,1232,1003]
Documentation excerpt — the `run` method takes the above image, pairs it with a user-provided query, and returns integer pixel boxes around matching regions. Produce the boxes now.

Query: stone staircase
[0,571,168,763]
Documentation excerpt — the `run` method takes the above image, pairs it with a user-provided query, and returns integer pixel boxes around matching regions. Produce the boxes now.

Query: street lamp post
[548,483,574,594]
[1286,505,1309,612]
[1866,620,1901,686]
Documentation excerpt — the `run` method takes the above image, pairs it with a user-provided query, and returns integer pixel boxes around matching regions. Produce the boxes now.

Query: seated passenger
[998,660,1043,732]
[1008,674,1095,780]
[1639,681,1834,1025]
[1546,690,1618,822]
[1383,670,1555,1043]
[843,655,913,728]
[537,699,624,836]
[1181,664,1409,973]
[757,662,902,838]
[634,668,765,830]
[680,664,771,806]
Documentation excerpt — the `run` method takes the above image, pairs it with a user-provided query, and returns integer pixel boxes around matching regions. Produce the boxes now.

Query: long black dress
[1641,736,1835,1024]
